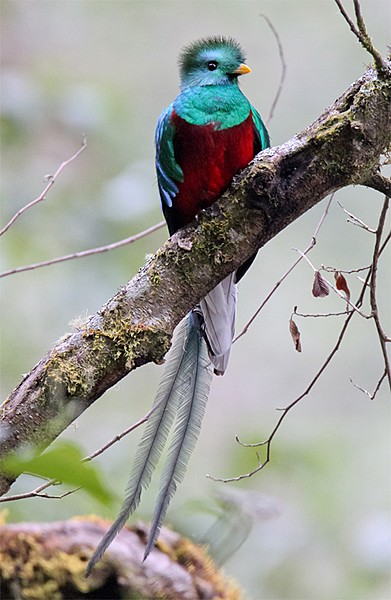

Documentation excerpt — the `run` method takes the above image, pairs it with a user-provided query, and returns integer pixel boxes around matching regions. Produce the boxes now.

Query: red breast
[171,111,256,226]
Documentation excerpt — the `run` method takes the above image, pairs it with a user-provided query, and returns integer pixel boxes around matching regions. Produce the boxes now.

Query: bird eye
[207,61,218,71]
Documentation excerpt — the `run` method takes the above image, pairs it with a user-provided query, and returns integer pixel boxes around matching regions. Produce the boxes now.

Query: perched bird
[86,35,269,575]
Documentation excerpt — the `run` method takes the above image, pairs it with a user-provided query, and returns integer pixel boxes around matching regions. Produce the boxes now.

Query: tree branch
[363,172,391,197]
[334,0,390,74]
[1,65,390,495]
[0,221,165,278]
[0,518,241,599]
[369,197,391,387]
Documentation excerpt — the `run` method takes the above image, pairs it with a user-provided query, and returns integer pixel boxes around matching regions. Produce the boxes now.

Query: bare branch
[334,0,390,74]
[0,221,165,279]
[293,249,370,318]
[0,399,165,503]
[338,200,377,232]
[294,309,352,318]
[260,14,287,124]
[208,285,363,483]
[84,398,165,463]
[350,370,387,400]
[0,479,73,503]
[0,139,87,237]
[368,196,391,387]
[208,195,389,483]
[322,265,370,275]
[234,195,334,342]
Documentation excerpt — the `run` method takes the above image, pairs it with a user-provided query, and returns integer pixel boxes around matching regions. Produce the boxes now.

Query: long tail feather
[199,273,237,375]
[143,315,212,560]
[86,316,192,576]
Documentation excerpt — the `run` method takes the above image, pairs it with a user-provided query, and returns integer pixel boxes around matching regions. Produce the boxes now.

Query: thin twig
[350,370,387,400]
[0,479,61,503]
[338,201,376,233]
[0,397,163,503]
[293,248,370,318]
[333,0,389,73]
[83,398,164,463]
[208,277,365,482]
[322,265,370,274]
[209,196,389,483]
[0,221,165,278]
[294,310,352,318]
[234,195,334,343]
[0,138,87,237]
[260,14,287,124]
[368,196,391,387]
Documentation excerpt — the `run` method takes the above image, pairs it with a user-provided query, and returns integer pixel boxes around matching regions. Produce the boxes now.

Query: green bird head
[179,36,251,89]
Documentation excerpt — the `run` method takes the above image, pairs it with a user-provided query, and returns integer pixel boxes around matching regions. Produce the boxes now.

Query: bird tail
[199,273,237,375]
[86,312,212,574]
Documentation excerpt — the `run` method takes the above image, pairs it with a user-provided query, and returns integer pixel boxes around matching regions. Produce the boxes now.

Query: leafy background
[1,1,390,598]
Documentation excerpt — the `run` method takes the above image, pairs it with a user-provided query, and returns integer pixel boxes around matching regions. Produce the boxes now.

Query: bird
[86,35,269,575]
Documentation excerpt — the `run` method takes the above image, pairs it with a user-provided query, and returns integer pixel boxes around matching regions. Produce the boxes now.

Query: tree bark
[1,64,390,495]
[0,518,242,599]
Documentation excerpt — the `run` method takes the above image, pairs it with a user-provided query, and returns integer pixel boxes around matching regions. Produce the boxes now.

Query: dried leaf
[289,318,302,352]
[312,271,330,297]
[334,271,351,301]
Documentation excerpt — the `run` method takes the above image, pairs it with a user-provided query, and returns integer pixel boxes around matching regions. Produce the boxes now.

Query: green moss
[168,211,238,286]
[41,301,171,404]
[322,158,346,179]
[86,306,171,372]
[45,351,91,399]
[313,114,348,145]
[149,269,162,287]
[0,533,89,600]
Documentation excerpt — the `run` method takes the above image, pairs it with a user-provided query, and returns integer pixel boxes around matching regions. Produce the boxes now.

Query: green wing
[251,106,270,151]
[155,104,184,209]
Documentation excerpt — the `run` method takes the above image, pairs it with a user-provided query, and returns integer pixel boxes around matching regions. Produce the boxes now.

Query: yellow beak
[231,63,252,75]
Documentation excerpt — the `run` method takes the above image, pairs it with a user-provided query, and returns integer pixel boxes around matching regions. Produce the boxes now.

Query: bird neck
[173,85,251,129]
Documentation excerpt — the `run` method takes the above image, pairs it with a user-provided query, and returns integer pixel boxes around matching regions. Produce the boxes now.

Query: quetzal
[86,36,269,574]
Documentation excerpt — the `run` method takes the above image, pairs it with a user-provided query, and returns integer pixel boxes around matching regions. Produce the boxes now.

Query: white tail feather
[143,319,212,559]
[85,317,191,576]
[199,273,237,374]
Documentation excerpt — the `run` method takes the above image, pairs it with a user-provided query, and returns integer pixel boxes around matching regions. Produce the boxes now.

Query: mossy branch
[1,65,390,496]
[0,518,242,599]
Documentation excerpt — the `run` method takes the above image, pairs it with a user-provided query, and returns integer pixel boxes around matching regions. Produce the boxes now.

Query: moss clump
[42,302,171,405]
[149,269,162,287]
[168,211,238,286]
[86,301,171,372]
[0,533,89,600]
[44,351,92,400]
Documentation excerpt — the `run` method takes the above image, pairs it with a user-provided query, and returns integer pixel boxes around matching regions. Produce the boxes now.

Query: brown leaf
[312,271,330,297]
[289,318,302,352]
[334,271,351,302]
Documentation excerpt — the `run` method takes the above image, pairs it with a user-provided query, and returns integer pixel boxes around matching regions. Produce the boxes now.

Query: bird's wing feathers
[251,105,270,151]
[155,105,183,208]
[143,315,212,559]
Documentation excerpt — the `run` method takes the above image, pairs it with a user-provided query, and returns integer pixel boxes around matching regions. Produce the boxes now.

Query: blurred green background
[1,1,390,598]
